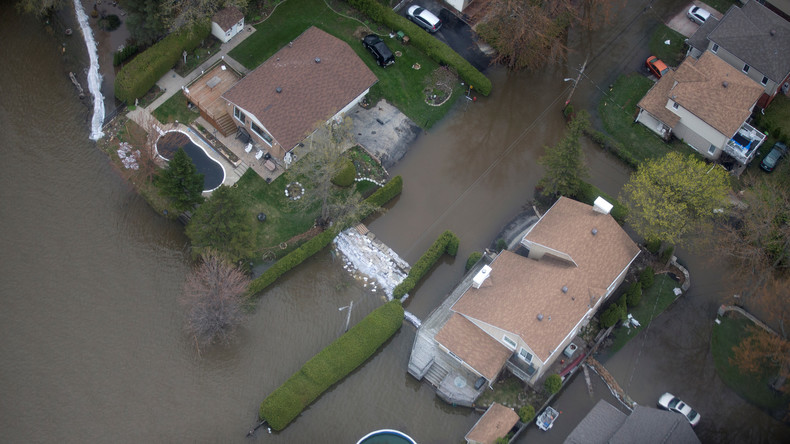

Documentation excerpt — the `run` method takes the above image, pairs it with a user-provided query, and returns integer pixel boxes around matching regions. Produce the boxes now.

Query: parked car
[760,142,788,172]
[658,392,701,427]
[407,5,442,33]
[362,34,395,67]
[646,56,670,79]
[687,6,711,25]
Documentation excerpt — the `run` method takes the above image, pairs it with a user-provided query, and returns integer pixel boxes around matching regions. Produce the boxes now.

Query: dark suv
[760,142,788,172]
[362,34,395,68]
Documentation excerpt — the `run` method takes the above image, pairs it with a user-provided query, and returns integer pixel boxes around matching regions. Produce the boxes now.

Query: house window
[761,76,769,86]
[711,43,719,53]
[233,106,246,124]
[672,102,679,110]
[708,144,717,155]
[518,348,533,363]
[743,64,750,73]
[503,336,517,350]
[251,122,273,145]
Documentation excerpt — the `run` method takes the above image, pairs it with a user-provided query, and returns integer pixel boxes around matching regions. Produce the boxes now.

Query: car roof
[412,6,440,24]
[691,6,711,18]
[648,57,669,71]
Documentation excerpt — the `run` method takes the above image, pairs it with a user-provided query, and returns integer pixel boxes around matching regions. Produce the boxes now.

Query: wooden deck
[184,63,241,119]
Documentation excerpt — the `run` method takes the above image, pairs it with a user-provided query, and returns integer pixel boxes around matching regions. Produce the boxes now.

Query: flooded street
[1,0,788,442]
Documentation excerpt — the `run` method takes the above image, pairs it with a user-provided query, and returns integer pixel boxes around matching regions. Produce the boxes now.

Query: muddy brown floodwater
[1,1,788,442]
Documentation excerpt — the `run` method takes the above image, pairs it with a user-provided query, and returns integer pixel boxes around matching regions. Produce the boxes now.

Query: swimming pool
[356,429,417,444]
[156,130,225,192]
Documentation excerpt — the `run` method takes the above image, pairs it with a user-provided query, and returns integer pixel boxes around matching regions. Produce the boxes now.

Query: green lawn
[648,25,687,67]
[229,0,460,129]
[608,274,680,353]
[152,93,200,125]
[704,0,739,14]
[712,313,790,411]
[742,94,790,179]
[174,37,222,77]
[598,74,691,167]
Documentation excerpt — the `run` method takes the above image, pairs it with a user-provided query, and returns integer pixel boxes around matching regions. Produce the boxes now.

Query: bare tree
[181,250,250,351]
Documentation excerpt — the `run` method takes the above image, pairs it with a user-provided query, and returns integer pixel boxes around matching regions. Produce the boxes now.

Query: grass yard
[704,0,739,14]
[598,74,691,167]
[712,313,790,411]
[174,37,222,77]
[475,375,547,412]
[229,0,461,129]
[743,95,790,179]
[648,25,687,67]
[608,274,680,353]
[152,93,200,125]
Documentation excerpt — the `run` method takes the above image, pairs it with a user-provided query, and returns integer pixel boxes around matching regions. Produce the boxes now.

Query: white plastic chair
[255,150,264,160]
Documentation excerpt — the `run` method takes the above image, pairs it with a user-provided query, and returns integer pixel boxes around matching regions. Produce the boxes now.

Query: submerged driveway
[397,0,492,72]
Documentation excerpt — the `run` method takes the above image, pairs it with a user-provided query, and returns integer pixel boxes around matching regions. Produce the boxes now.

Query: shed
[211,6,245,43]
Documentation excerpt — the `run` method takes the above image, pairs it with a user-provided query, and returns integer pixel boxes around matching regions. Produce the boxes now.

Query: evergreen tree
[538,112,590,198]
[157,148,204,212]
[186,185,255,262]
[120,0,167,45]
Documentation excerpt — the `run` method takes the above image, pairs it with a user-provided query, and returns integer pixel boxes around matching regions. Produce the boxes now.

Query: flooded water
[2,1,788,442]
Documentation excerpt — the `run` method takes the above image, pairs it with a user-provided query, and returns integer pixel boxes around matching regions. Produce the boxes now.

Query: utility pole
[564,57,588,108]
[339,300,353,333]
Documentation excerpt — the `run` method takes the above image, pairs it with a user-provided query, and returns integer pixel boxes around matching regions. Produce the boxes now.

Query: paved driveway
[397,0,492,72]
[667,1,726,37]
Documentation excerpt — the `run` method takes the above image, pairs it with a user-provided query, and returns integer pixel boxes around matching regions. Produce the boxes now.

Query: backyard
[152,93,200,125]
[648,24,686,67]
[229,0,462,129]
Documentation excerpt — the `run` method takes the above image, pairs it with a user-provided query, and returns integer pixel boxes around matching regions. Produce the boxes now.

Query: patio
[183,61,242,137]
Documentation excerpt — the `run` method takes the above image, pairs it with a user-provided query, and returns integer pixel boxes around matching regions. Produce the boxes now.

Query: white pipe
[73,0,105,140]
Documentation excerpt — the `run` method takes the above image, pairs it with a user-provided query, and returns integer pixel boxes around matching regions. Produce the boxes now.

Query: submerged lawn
[229,0,460,128]
[608,274,680,353]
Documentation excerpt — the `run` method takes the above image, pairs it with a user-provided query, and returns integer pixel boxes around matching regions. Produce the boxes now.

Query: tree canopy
[186,185,256,262]
[621,152,730,246]
[16,0,63,16]
[121,0,167,45]
[156,147,205,212]
[538,112,590,198]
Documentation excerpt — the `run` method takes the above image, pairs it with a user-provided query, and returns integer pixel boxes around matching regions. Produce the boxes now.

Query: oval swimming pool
[356,429,417,444]
[156,130,225,192]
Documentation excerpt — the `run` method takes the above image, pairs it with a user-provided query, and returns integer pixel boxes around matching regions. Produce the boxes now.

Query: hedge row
[346,0,491,96]
[114,22,210,102]
[392,230,459,299]
[259,300,405,430]
[113,45,138,67]
[246,175,403,296]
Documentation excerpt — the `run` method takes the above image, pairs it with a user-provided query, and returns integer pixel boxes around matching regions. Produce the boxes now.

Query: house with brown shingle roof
[221,27,378,160]
[686,0,790,109]
[635,51,766,166]
[408,197,639,403]
[464,402,519,444]
[211,6,245,43]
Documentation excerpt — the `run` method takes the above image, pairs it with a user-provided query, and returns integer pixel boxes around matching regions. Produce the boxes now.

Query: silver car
[658,392,701,427]
[687,6,711,25]
[407,5,442,33]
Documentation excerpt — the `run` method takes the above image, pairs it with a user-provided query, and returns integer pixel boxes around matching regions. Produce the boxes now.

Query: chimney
[593,196,613,215]
[472,265,492,289]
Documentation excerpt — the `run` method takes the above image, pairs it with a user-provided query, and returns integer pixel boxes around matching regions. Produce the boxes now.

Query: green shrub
[495,438,508,444]
[247,176,403,296]
[465,251,483,271]
[645,238,661,254]
[99,14,121,31]
[600,305,621,328]
[626,282,642,307]
[392,230,460,299]
[639,267,655,289]
[331,159,356,187]
[346,0,491,95]
[260,300,404,430]
[544,374,562,394]
[115,22,210,102]
[563,104,574,118]
[659,245,674,264]
[518,404,535,422]
[113,45,138,66]
[496,238,507,252]
[574,182,628,225]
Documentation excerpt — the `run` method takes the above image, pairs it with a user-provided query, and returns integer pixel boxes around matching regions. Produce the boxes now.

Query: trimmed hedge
[346,0,491,95]
[465,251,482,271]
[247,176,403,296]
[638,267,655,289]
[392,230,459,299]
[331,159,356,187]
[544,374,562,394]
[114,22,210,102]
[626,282,642,308]
[260,300,404,430]
[113,45,138,67]
[518,404,535,422]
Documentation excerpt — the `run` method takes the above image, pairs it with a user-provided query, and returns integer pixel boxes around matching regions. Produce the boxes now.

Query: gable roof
[637,69,681,128]
[565,401,700,444]
[212,6,244,31]
[708,1,790,82]
[670,52,763,137]
[452,197,639,361]
[222,27,378,151]
[465,403,519,444]
[435,313,511,381]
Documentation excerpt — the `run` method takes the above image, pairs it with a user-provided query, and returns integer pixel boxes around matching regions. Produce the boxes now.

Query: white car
[658,392,701,427]
[407,5,442,33]
[687,6,711,25]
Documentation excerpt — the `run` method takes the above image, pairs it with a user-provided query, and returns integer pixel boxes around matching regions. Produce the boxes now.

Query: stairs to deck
[214,113,236,137]
[424,362,449,387]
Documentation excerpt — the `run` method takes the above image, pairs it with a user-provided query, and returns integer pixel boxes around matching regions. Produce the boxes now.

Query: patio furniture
[245,143,253,153]
[264,159,276,172]
[255,150,264,160]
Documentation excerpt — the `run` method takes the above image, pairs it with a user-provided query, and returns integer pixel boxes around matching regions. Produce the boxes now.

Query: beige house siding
[670,104,728,158]
[708,46,777,95]
[521,240,576,264]
[635,109,671,139]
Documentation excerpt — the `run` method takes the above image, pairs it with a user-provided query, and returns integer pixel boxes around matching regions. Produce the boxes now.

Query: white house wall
[635,109,671,138]
[669,102,728,158]
[336,88,371,117]
[211,22,230,43]
[445,0,474,12]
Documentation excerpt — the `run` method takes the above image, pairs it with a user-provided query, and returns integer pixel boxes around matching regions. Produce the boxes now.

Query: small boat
[536,406,559,431]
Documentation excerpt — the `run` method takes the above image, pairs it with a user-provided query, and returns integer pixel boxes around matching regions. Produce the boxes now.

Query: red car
[646,56,670,79]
